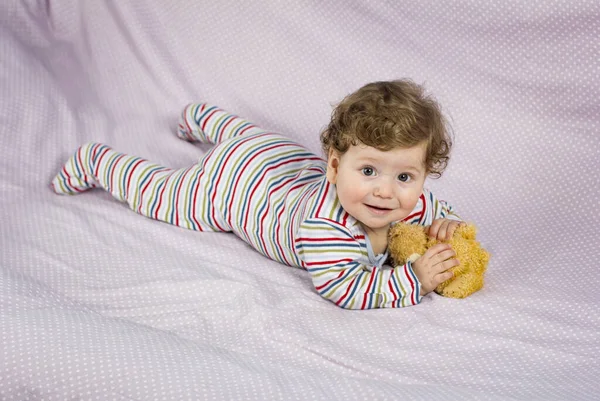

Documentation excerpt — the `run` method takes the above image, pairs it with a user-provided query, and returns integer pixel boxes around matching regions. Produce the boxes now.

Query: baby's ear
[326,148,340,184]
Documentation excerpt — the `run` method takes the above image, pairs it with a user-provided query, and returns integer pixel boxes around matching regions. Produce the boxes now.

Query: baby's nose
[374,182,393,198]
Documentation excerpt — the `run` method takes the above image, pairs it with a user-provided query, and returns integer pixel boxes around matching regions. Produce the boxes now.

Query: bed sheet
[1,1,599,400]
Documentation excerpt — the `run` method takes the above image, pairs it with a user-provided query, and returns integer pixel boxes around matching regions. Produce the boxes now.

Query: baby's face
[326,142,427,235]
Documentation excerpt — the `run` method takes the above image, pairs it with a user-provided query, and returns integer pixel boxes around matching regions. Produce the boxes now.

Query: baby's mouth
[365,204,393,215]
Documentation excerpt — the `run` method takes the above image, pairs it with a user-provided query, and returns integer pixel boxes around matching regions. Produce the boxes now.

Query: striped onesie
[52,103,458,310]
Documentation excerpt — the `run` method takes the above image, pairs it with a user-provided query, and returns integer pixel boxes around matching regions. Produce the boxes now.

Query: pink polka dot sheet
[1,1,598,400]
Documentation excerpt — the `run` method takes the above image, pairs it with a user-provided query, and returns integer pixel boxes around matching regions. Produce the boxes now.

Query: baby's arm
[296,218,424,309]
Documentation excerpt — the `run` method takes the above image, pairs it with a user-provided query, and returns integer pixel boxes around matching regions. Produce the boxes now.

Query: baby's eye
[362,167,375,176]
[398,173,411,182]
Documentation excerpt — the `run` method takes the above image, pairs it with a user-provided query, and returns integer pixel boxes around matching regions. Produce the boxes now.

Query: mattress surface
[1,1,599,400]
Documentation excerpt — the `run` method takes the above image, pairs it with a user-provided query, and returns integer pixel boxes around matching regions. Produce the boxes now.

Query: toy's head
[388,222,490,298]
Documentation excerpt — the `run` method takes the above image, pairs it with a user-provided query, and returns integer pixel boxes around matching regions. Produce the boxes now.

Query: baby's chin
[367,214,410,228]
[357,220,393,234]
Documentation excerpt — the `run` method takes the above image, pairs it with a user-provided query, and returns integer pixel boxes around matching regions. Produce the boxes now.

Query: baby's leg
[51,142,226,232]
[177,103,267,145]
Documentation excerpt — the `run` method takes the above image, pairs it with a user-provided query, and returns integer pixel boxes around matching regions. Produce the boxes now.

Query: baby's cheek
[403,192,421,211]
[346,182,367,202]
[337,186,361,210]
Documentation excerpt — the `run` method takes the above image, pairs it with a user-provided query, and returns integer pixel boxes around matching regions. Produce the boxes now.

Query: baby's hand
[428,219,465,241]
[412,243,459,295]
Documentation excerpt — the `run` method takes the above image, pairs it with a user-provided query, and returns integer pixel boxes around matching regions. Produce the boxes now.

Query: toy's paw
[407,253,421,263]
[436,272,484,298]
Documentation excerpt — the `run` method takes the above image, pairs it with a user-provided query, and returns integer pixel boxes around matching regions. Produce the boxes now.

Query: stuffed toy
[388,222,490,299]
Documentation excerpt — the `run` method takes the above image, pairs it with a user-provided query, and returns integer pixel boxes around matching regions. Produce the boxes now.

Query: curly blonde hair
[320,79,452,177]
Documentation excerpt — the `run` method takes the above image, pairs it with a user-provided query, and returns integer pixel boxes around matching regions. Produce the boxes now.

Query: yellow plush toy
[388,222,490,298]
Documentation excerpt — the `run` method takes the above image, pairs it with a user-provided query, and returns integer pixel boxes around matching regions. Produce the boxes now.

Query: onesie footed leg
[176,102,267,145]
[51,142,101,195]
[51,142,223,232]
[177,103,209,143]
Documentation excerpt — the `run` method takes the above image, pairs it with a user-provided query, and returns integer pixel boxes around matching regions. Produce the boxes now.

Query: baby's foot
[176,103,206,142]
[51,143,100,195]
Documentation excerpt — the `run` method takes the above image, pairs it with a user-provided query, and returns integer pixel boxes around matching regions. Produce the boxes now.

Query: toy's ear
[388,222,428,265]
[455,223,477,240]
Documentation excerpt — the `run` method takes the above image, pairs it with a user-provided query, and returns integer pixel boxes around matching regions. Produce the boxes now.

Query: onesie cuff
[445,212,463,222]
[405,261,424,305]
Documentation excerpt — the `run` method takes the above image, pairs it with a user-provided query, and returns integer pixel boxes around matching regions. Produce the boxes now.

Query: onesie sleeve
[402,188,462,226]
[295,218,422,310]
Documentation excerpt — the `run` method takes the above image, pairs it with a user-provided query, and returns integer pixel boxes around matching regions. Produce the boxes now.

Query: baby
[52,79,462,309]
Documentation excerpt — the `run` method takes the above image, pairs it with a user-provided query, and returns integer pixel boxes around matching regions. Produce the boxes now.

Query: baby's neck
[362,225,389,255]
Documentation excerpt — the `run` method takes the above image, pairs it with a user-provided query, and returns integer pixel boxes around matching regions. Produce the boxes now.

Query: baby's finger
[428,219,443,238]
[436,258,459,274]
[437,221,449,241]
[435,248,456,263]
[434,271,454,286]
[445,221,460,240]
[429,219,447,239]
[424,243,452,259]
